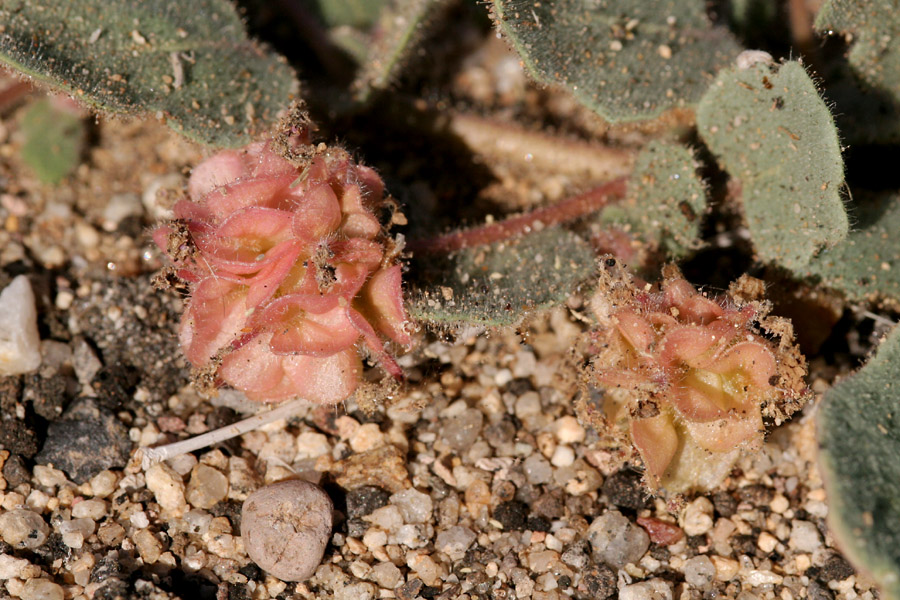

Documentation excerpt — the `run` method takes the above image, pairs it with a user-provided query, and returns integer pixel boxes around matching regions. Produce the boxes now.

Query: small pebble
[435,525,476,560]
[241,479,333,581]
[587,510,650,569]
[20,578,64,600]
[680,497,714,536]
[523,454,552,485]
[441,408,484,451]
[683,555,716,591]
[789,520,822,553]
[0,508,49,549]
[146,462,188,515]
[72,498,107,520]
[372,561,402,588]
[390,488,433,524]
[553,416,585,444]
[550,445,575,467]
[0,275,42,376]
[186,464,229,509]
[619,578,673,600]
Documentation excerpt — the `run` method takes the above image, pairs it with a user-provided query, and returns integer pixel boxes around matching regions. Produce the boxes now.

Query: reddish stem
[408,177,627,255]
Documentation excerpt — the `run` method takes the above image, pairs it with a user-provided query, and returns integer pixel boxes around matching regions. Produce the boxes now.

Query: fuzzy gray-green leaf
[604,141,706,258]
[818,325,900,600]
[20,99,86,184]
[352,0,451,104]
[408,226,596,328]
[815,0,900,144]
[816,0,900,105]
[0,0,298,148]
[806,192,900,305]
[491,0,742,123]
[697,60,848,271]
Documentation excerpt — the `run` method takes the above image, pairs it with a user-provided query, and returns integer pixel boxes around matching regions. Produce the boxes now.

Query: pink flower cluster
[589,267,796,489]
[155,143,410,404]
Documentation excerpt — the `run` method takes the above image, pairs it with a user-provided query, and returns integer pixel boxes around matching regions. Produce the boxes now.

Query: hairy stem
[409,177,627,254]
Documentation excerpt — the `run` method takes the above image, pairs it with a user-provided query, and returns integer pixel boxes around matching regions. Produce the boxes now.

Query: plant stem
[409,177,627,254]
[445,112,634,182]
[139,397,312,470]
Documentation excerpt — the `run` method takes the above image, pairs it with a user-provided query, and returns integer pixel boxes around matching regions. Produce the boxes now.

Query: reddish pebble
[637,516,684,545]
[157,415,186,433]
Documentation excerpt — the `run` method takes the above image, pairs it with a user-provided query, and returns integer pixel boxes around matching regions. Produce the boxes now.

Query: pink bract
[589,265,807,491]
[155,143,410,404]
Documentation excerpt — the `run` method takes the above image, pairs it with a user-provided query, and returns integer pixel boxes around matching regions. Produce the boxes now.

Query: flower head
[155,142,410,404]
[588,262,807,491]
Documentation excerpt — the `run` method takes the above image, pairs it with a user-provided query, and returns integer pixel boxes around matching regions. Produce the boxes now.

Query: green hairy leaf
[0,0,299,147]
[20,99,86,184]
[697,59,848,271]
[605,141,706,259]
[818,325,900,600]
[491,0,742,123]
[815,0,900,144]
[806,192,900,305]
[409,226,597,328]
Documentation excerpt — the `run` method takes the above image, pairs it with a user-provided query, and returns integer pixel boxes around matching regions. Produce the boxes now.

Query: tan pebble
[0,554,32,579]
[89,471,117,498]
[711,555,740,581]
[795,554,812,572]
[363,528,388,550]
[145,463,187,516]
[350,423,385,453]
[72,499,107,520]
[553,416,585,444]
[186,464,229,509]
[0,508,49,549]
[550,445,575,468]
[407,553,441,586]
[296,432,331,459]
[33,465,68,488]
[372,561,401,589]
[133,529,163,564]
[20,578,64,600]
[758,531,779,553]
[537,432,556,458]
[241,480,333,582]
[97,522,125,545]
[769,494,790,514]
[680,497,714,536]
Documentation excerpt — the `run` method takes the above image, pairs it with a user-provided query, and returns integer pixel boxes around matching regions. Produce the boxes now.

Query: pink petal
[631,413,679,483]
[684,409,763,453]
[615,311,656,355]
[355,266,411,345]
[173,198,214,224]
[664,279,724,324]
[668,370,731,421]
[331,238,384,267]
[658,325,721,370]
[348,308,404,379]
[281,348,362,404]
[201,175,297,221]
[219,334,361,404]
[180,278,250,365]
[194,207,294,268]
[356,164,384,201]
[250,294,360,356]
[188,149,248,200]
[707,341,776,390]
[188,143,295,200]
[289,183,342,241]
[340,186,381,239]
